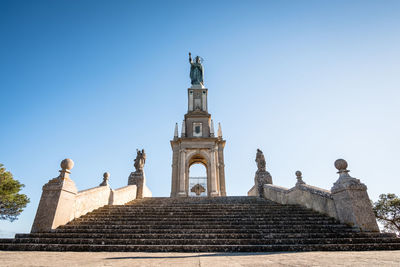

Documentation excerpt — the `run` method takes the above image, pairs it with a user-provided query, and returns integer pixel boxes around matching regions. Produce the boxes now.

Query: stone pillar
[170,146,179,197]
[218,143,226,196]
[202,90,207,111]
[209,148,219,196]
[128,170,146,199]
[331,159,379,232]
[254,170,273,197]
[31,159,77,233]
[188,89,193,111]
[177,149,187,197]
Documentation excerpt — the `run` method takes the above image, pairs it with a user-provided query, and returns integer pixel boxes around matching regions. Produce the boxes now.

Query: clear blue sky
[1,0,400,237]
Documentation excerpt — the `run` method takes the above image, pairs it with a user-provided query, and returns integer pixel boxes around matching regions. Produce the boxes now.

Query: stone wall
[112,185,138,205]
[263,184,338,219]
[75,186,112,218]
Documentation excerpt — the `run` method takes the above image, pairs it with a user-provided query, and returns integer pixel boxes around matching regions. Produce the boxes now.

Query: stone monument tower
[170,53,226,197]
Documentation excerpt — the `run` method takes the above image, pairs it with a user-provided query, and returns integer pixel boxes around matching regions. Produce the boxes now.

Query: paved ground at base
[1,251,400,266]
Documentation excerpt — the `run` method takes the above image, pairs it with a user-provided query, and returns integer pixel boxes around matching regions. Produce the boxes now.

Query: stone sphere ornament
[295,171,302,177]
[103,172,110,179]
[334,159,348,171]
[60,158,74,171]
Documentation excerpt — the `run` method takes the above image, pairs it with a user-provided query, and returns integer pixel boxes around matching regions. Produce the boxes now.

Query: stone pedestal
[254,170,273,197]
[128,170,146,199]
[31,162,78,232]
[331,159,379,232]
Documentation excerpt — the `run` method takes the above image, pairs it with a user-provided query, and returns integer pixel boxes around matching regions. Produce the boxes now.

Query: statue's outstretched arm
[189,52,192,63]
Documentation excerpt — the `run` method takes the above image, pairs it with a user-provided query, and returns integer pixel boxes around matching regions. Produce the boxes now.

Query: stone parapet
[250,159,379,232]
[31,159,146,233]
[263,184,338,220]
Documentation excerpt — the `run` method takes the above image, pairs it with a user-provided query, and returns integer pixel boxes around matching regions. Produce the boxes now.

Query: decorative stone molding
[99,172,110,186]
[295,171,306,186]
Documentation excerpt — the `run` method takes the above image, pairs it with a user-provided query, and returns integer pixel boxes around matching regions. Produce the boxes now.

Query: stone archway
[185,151,210,196]
[185,151,211,197]
[171,143,226,197]
[188,162,207,197]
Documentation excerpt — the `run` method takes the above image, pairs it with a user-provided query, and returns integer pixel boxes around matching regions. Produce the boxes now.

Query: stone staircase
[1,196,400,252]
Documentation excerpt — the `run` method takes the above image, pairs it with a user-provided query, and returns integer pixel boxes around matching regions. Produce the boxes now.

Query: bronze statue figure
[189,52,204,86]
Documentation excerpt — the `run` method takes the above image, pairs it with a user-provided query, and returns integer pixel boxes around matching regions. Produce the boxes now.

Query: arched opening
[188,162,207,197]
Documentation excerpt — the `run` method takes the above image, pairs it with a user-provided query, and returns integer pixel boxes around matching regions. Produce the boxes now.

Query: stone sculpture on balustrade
[254,149,273,197]
[128,149,149,199]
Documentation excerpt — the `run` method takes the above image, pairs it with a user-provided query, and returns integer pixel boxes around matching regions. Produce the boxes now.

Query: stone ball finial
[295,170,305,186]
[334,159,348,172]
[103,172,110,179]
[60,158,74,171]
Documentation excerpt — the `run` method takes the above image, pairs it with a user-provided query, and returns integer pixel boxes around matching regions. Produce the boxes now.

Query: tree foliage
[0,164,30,222]
[373,193,400,235]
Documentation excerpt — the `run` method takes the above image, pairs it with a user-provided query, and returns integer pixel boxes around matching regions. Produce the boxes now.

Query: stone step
[63,220,340,229]
[1,243,400,252]
[91,209,312,214]
[58,223,351,230]
[15,232,395,240]
[96,205,301,210]
[4,196,399,252]
[83,214,325,219]
[2,237,400,246]
[69,218,337,225]
[54,227,356,234]
[85,211,327,217]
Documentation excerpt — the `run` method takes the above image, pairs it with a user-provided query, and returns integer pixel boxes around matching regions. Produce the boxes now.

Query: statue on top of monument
[189,52,204,86]
[134,149,146,172]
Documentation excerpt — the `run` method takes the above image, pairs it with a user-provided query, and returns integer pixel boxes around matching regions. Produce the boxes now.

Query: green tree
[373,193,400,235]
[0,164,30,221]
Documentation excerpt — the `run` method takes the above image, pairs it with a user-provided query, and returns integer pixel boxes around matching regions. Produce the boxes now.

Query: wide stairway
[1,196,400,252]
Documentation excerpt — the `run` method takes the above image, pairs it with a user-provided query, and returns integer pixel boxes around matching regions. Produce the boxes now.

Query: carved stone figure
[189,52,204,86]
[129,149,147,199]
[134,149,146,172]
[255,149,266,172]
[254,149,272,197]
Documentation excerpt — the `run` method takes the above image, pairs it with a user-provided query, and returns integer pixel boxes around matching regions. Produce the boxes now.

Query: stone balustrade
[248,159,379,232]
[31,159,150,233]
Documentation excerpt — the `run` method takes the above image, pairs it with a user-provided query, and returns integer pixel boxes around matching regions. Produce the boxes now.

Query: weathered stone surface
[2,251,400,267]
[251,158,379,232]
[31,159,143,233]
[4,197,399,252]
[331,159,379,232]
[31,160,78,233]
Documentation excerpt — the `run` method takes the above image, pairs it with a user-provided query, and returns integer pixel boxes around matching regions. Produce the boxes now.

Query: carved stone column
[177,149,187,197]
[170,146,179,197]
[209,148,219,196]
